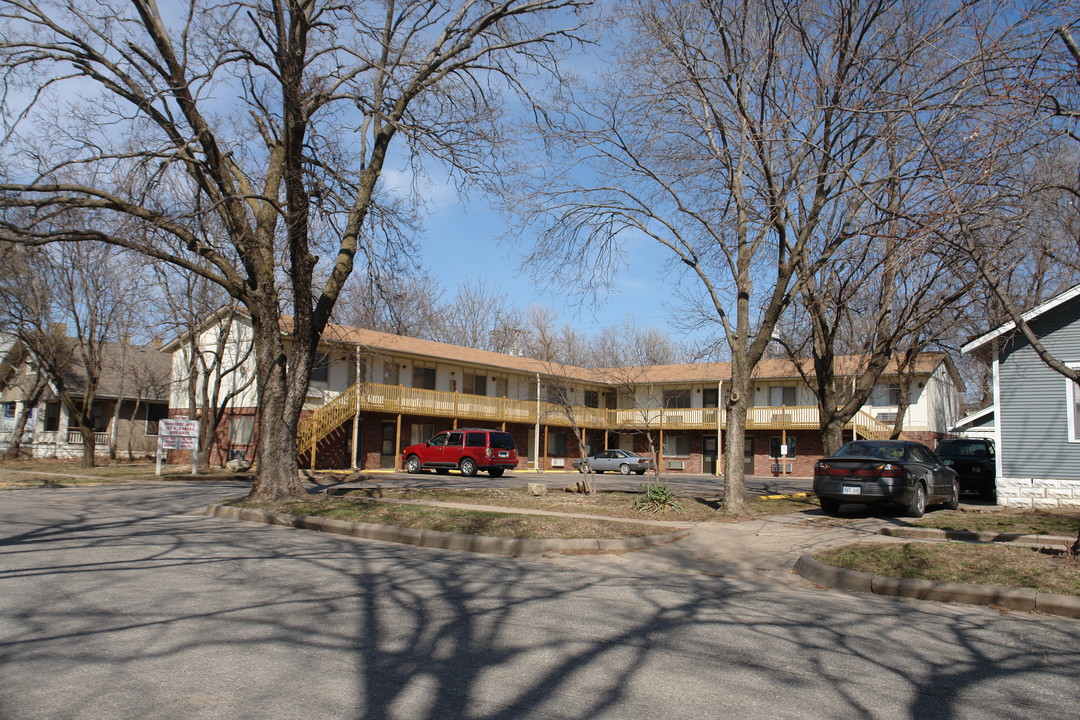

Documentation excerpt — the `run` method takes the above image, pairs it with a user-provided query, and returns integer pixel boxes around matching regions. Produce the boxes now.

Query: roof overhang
[962,283,1080,355]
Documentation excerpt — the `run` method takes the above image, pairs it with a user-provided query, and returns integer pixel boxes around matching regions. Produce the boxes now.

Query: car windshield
[489,432,515,450]
[623,451,645,458]
[832,442,907,460]
[937,440,990,457]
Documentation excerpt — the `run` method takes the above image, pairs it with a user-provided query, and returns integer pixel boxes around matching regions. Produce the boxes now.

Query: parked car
[571,449,655,475]
[935,437,996,502]
[813,439,958,518]
[401,428,518,478]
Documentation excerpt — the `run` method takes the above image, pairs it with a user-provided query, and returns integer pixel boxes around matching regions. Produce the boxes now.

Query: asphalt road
[2,482,1077,720]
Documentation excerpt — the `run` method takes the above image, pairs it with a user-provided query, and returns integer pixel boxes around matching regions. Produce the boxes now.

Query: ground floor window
[549,432,567,456]
[2,401,15,419]
[229,416,255,445]
[770,436,797,458]
[663,435,690,457]
[44,402,59,432]
[411,423,434,445]
[145,404,169,436]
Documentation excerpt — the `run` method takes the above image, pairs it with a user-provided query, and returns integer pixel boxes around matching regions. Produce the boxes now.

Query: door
[380,422,397,468]
[743,436,755,476]
[703,437,718,474]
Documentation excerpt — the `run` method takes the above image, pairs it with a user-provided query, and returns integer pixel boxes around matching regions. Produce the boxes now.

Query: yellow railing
[852,410,892,440]
[297,384,358,456]
[296,381,895,449]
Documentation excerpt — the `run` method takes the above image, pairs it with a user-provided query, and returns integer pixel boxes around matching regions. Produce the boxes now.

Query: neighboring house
[168,313,963,477]
[962,284,1080,508]
[950,406,996,441]
[0,337,171,459]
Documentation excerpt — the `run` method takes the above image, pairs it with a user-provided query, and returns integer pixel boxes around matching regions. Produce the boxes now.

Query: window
[382,361,400,385]
[663,435,690,457]
[310,353,330,383]
[2,401,15,419]
[410,423,434,445]
[549,432,567,456]
[465,432,486,447]
[604,392,618,409]
[584,390,599,408]
[770,436,796,458]
[463,373,487,395]
[663,389,691,408]
[445,431,463,447]
[702,388,718,408]
[871,383,902,406]
[229,416,254,445]
[145,404,169,436]
[1068,372,1080,443]
[769,386,796,406]
[412,365,436,390]
[44,402,59,432]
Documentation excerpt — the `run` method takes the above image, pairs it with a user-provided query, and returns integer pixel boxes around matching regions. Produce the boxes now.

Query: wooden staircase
[296,384,358,468]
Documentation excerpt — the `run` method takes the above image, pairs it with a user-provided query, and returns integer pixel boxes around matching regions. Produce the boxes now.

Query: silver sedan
[571,449,655,475]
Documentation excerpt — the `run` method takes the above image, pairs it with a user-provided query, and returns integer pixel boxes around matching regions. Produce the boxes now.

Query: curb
[206,503,690,557]
[794,555,1080,619]
[879,526,1075,546]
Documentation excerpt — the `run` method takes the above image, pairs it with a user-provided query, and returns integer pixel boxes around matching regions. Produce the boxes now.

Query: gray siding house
[962,284,1080,508]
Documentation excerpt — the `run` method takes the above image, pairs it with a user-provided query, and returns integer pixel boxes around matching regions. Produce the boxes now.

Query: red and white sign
[160,419,199,438]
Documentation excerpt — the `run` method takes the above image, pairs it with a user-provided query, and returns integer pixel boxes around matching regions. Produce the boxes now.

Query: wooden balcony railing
[295,381,895,449]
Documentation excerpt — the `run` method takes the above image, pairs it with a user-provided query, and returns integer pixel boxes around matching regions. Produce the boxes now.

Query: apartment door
[380,421,397,468]
[743,436,755,476]
[703,436,718,474]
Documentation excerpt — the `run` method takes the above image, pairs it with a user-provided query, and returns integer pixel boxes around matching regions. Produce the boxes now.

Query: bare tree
[0,0,593,500]
[0,242,137,466]
[521,0,1012,513]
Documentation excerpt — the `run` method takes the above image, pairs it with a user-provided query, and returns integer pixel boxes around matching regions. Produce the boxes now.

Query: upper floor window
[382,361,400,386]
[663,389,691,408]
[412,365,436,390]
[463,373,487,395]
[2,401,15,419]
[310,353,330,383]
[769,386,796,406]
[702,388,718,408]
[871,383,902,407]
[584,390,600,408]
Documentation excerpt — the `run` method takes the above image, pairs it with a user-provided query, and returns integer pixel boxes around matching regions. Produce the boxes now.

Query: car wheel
[460,457,478,477]
[636,469,646,475]
[619,463,631,475]
[406,455,421,474]
[979,484,997,503]
[488,468,505,478]
[944,480,960,511]
[819,497,841,516]
[905,483,927,518]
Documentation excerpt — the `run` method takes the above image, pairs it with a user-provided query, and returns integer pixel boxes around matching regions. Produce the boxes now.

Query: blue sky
[384,167,687,335]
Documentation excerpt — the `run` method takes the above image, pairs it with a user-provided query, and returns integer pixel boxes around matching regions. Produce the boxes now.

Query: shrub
[633,482,684,513]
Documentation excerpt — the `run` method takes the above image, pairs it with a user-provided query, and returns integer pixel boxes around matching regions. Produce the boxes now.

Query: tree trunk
[4,375,46,459]
[244,311,307,502]
[79,425,95,468]
[722,403,750,515]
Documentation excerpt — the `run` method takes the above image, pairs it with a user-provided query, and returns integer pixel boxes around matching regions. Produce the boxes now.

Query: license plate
[498,451,509,458]
[842,485,861,495]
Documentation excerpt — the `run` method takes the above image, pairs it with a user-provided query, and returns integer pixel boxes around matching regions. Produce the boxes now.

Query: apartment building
[167,314,963,476]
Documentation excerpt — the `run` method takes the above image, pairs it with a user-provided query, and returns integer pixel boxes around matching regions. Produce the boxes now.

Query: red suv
[402,428,518,478]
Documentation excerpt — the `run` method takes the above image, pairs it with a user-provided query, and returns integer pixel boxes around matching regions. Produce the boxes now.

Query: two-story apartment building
[166,314,962,477]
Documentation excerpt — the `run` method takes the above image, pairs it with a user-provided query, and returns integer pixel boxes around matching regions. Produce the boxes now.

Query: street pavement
[1,481,1078,720]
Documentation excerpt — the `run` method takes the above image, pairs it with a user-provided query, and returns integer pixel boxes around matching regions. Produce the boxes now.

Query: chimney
[50,322,67,337]
[151,337,163,350]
